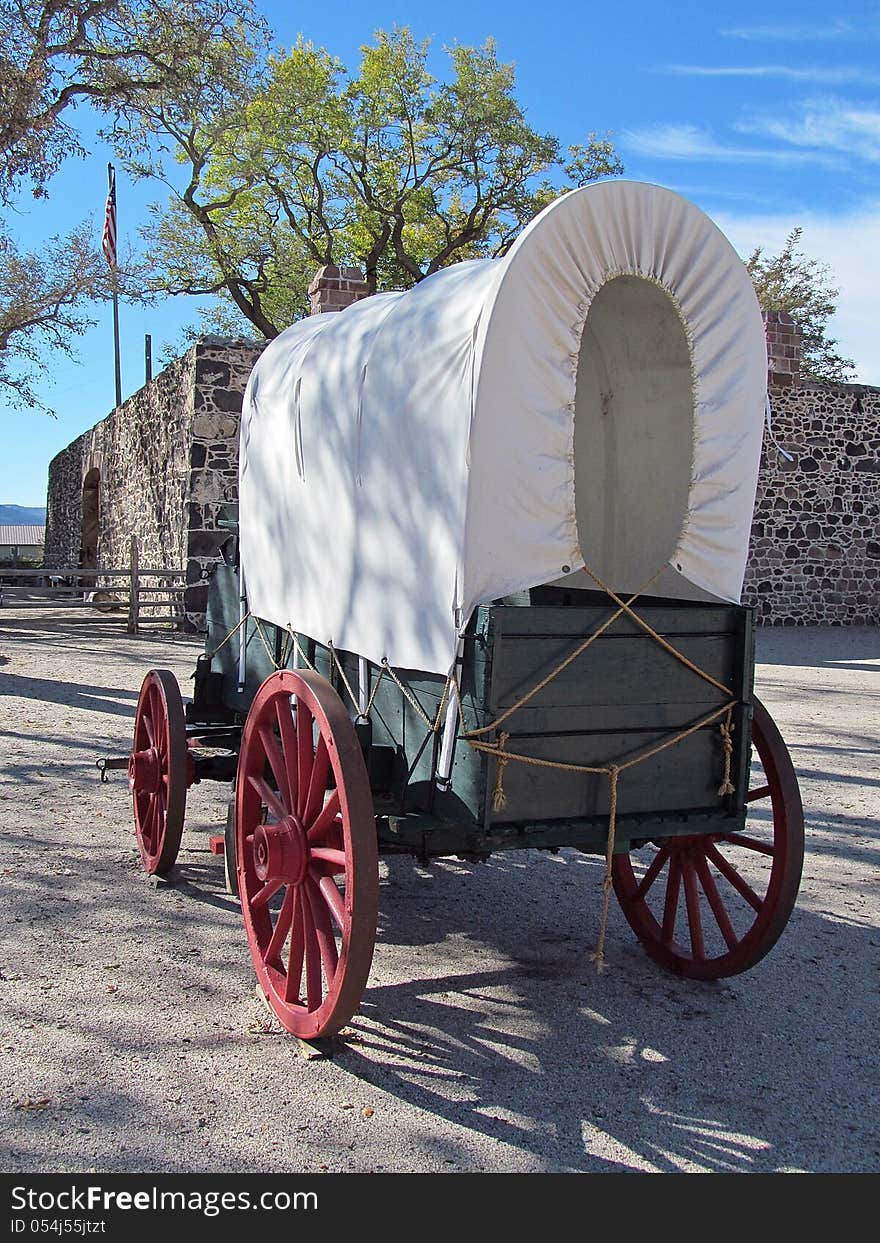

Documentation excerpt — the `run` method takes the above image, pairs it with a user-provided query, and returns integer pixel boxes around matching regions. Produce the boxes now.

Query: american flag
[102,164,117,269]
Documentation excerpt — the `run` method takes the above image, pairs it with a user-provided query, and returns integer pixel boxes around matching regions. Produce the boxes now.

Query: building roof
[0,525,46,545]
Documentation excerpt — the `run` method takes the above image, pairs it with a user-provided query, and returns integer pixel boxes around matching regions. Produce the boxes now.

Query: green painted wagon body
[204,562,753,862]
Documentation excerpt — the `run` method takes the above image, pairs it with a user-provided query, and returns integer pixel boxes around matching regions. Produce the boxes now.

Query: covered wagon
[117,180,804,1040]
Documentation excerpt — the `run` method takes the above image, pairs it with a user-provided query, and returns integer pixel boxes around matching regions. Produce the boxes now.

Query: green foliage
[0,0,267,411]
[747,228,855,383]
[0,224,110,410]
[0,1,267,203]
[124,26,624,337]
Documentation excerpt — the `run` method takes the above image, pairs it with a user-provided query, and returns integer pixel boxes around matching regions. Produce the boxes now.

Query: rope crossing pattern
[459,564,739,970]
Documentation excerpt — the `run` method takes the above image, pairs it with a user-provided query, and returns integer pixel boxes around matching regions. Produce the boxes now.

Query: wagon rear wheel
[611,697,804,979]
[235,669,378,1039]
[129,669,189,876]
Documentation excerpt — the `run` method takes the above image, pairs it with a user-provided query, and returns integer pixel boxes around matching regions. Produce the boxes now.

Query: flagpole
[104,162,122,408]
[111,275,122,409]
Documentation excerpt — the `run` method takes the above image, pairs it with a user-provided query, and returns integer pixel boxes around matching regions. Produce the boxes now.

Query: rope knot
[492,732,511,812]
[717,709,736,797]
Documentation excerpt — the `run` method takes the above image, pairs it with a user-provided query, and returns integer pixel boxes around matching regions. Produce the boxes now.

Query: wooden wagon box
[205,566,753,860]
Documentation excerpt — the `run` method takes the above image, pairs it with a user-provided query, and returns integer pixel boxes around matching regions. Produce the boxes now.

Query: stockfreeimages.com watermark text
[11,1185,317,1220]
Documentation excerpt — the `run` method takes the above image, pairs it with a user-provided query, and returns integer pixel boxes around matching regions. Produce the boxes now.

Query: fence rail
[0,536,186,633]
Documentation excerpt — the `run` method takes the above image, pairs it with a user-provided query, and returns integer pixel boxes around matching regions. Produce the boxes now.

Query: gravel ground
[1,603,877,1174]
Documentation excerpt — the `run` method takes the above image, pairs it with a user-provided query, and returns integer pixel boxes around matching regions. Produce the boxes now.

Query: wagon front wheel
[611,697,804,979]
[235,669,378,1039]
[129,669,189,875]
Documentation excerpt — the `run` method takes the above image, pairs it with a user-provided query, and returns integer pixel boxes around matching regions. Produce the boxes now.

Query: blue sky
[4,0,880,505]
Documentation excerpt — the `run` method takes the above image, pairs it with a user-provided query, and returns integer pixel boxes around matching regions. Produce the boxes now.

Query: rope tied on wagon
[203,608,252,661]
[459,561,741,971]
[717,705,736,797]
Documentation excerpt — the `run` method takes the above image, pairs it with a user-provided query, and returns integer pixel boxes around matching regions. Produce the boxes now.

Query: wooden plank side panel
[493,602,740,638]
[492,634,736,709]
[489,723,731,822]
[206,567,278,713]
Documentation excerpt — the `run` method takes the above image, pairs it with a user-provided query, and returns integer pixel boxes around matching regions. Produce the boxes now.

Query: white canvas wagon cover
[239,180,767,676]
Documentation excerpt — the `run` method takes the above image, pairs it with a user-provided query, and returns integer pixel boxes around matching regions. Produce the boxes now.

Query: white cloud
[664,64,880,85]
[623,123,840,166]
[737,97,880,161]
[720,22,859,41]
[714,205,880,385]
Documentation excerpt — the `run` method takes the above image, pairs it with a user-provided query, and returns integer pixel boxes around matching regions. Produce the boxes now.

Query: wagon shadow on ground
[330,840,879,1172]
[3,613,877,1172]
[2,813,877,1173]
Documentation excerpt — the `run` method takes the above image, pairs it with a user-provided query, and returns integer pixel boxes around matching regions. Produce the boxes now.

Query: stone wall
[742,381,880,625]
[44,338,266,629]
[47,275,878,632]
[45,350,196,575]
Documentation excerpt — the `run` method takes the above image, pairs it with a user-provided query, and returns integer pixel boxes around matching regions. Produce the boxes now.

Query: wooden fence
[0,536,186,633]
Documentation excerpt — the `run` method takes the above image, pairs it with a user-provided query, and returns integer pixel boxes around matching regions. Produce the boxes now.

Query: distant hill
[0,505,46,525]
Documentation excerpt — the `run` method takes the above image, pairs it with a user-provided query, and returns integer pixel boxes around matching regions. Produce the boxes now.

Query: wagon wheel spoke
[308,846,346,873]
[305,876,339,982]
[317,874,345,929]
[284,891,305,1003]
[257,726,289,813]
[248,773,286,824]
[307,790,341,842]
[704,842,762,913]
[265,887,295,967]
[682,854,705,961]
[275,697,298,812]
[661,853,682,946]
[723,832,775,857]
[251,878,284,909]
[300,894,323,1011]
[303,735,330,827]
[295,701,314,820]
[635,845,669,900]
[745,784,771,803]
[692,849,739,951]
[142,793,158,848]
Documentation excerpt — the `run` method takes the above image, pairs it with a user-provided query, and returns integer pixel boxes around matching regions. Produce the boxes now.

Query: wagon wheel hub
[128,747,161,795]
[253,816,307,887]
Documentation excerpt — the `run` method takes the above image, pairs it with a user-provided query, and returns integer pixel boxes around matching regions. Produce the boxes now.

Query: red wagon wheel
[235,669,378,1039]
[612,697,804,980]
[128,669,189,876]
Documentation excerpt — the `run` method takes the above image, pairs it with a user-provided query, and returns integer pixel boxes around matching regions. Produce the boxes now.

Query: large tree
[747,228,854,383]
[0,0,267,203]
[0,0,266,408]
[121,27,623,337]
[0,224,108,410]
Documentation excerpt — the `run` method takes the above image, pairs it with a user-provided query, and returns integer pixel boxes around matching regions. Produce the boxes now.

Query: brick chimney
[763,311,802,388]
[308,264,370,315]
